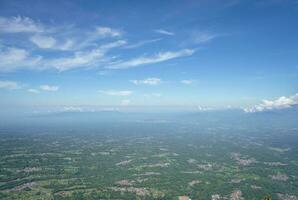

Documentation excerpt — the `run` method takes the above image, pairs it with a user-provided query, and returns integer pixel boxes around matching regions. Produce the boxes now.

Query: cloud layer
[193,31,218,44]
[0,47,42,71]
[99,90,133,96]
[0,16,199,72]
[181,80,195,85]
[0,16,44,33]
[95,26,122,38]
[40,85,59,92]
[154,29,174,36]
[244,93,298,113]
[27,88,40,93]
[130,77,162,85]
[0,80,20,89]
[108,49,194,69]
[0,79,61,94]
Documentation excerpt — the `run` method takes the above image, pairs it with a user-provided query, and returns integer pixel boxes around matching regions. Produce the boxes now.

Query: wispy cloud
[0,16,194,72]
[58,39,74,51]
[181,79,195,85]
[74,26,123,50]
[100,40,127,49]
[27,88,40,93]
[40,85,59,92]
[193,31,218,44]
[130,77,162,85]
[49,40,126,71]
[0,15,130,72]
[95,26,122,38]
[154,29,174,36]
[62,106,83,112]
[49,48,105,71]
[0,16,44,33]
[244,93,298,113]
[30,35,56,49]
[99,90,133,96]
[30,35,74,50]
[0,80,21,89]
[0,37,126,72]
[124,38,162,49]
[197,106,214,112]
[107,49,195,69]
[27,25,121,51]
[0,47,42,71]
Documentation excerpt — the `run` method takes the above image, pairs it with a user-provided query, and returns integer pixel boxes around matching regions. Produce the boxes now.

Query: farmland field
[0,112,297,199]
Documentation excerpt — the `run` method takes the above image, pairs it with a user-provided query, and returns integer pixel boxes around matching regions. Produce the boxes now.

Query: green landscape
[0,113,297,199]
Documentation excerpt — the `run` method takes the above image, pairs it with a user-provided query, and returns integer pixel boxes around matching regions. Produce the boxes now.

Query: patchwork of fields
[0,118,297,199]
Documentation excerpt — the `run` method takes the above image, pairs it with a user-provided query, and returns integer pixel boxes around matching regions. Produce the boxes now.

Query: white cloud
[50,48,105,71]
[0,47,27,64]
[181,80,195,85]
[30,35,75,51]
[62,106,83,112]
[25,25,122,51]
[0,16,194,72]
[130,77,162,85]
[197,106,213,112]
[49,40,126,71]
[40,85,59,92]
[244,93,298,113]
[75,26,122,49]
[95,26,122,38]
[107,49,195,69]
[124,38,162,49]
[120,99,130,106]
[2,40,189,72]
[58,39,74,51]
[0,47,42,71]
[0,39,125,72]
[30,35,56,49]
[27,88,40,93]
[193,31,217,44]
[0,80,20,89]
[0,16,44,33]
[155,29,174,36]
[100,40,126,49]
[99,90,133,96]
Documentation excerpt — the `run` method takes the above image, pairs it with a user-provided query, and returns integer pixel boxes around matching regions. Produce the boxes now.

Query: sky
[0,0,298,114]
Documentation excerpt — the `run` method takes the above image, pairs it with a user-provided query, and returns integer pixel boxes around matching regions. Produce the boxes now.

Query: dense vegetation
[0,112,297,199]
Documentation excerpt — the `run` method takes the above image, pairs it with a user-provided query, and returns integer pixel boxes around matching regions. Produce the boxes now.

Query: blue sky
[0,0,298,114]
